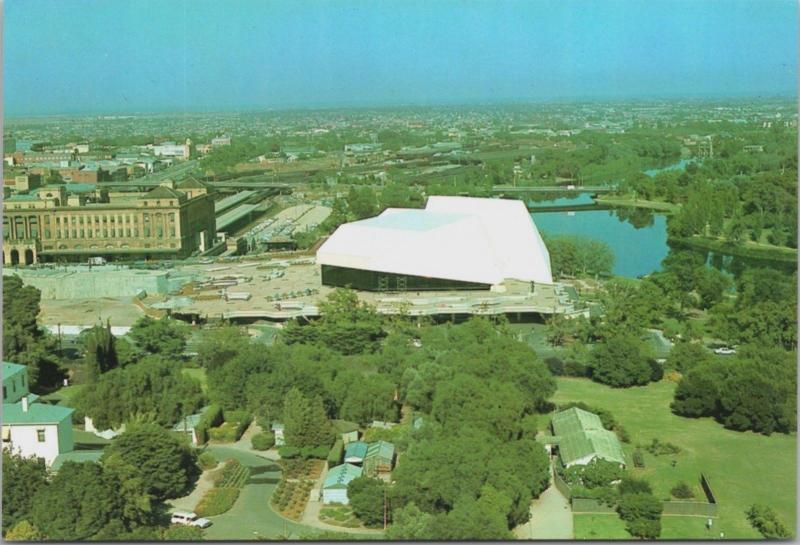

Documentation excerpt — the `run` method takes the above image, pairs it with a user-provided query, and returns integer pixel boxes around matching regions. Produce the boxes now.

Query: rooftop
[323,463,363,489]
[3,362,27,380]
[3,400,74,425]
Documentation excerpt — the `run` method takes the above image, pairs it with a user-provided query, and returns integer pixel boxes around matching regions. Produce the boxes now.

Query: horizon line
[4,93,798,120]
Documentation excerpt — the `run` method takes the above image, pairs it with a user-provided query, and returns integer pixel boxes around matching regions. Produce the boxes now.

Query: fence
[561,473,719,518]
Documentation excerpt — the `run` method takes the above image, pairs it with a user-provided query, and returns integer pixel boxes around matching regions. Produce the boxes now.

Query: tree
[80,321,119,381]
[2,451,48,534]
[695,268,731,309]
[426,487,514,540]
[617,492,663,539]
[5,521,45,541]
[385,502,434,540]
[333,371,398,426]
[347,186,379,219]
[2,275,60,388]
[746,504,791,539]
[74,357,204,429]
[29,461,152,541]
[347,477,387,527]
[282,289,385,355]
[196,326,250,372]
[590,334,654,387]
[666,341,713,374]
[283,387,333,449]
[101,423,200,501]
[128,316,187,358]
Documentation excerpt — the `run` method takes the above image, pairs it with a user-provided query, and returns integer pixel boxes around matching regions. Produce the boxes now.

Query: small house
[341,430,359,445]
[171,408,208,446]
[344,440,368,465]
[321,463,363,505]
[2,362,75,467]
[549,407,625,468]
[271,423,285,446]
[364,441,395,476]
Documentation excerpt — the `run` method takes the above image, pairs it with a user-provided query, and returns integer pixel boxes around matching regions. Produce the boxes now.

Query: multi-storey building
[3,179,217,265]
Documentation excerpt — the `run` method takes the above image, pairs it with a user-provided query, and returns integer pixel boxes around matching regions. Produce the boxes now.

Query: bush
[618,477,652,496]
[163,524,205,541]
[545,357,565,376]
[279,446,301,459]
[670,481,695,499]
[746,504,791,539]
[251,432,275,451]
[195,487,240,517]
[632,449,645,468]
[307,445,330,460]
[646,438,681,456]
[198,451,218,470]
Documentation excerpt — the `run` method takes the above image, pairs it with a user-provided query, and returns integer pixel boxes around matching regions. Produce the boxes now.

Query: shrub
[617,492,663,539]
[198,451,218,470]
[163,524,205,541]
[632,449,645,468]
[670,481,695,499]
[618,477,653,496]
[251,432,275,451]
[279,446,301,459]
[746,504,791,539]
[646,438,681,456]
[195,487,240,517]
[545,357,565,376]
[564,358,590,377]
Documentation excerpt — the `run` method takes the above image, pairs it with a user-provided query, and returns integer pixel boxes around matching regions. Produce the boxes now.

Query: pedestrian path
[514,466,573,540]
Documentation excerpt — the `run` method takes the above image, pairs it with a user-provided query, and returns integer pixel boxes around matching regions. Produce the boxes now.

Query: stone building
[3,179,216,265]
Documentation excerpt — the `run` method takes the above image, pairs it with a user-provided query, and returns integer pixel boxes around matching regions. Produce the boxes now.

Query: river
[529,193,793,278]
[532,203,669,278]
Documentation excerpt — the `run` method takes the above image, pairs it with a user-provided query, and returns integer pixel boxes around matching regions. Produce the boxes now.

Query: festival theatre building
[316,196,553,293]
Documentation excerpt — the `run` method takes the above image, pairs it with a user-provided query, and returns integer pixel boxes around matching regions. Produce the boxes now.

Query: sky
[3,0,798,116]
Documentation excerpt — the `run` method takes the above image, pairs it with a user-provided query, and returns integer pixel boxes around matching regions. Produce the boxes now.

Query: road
[513,466,573,540]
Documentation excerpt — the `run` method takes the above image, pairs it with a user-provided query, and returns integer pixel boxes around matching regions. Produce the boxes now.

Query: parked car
[713,346,736,356]
[170,511,212,528]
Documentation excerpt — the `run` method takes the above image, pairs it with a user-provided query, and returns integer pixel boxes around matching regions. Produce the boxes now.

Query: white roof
[316,196,552,286]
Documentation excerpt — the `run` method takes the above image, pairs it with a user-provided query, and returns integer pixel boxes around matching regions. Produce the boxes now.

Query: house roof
[344,441,368,460]
[3,362,27,381]
[365,441,395,462]
[3,400,74,425]
[139,186,184,200]
[551,407,604,437]
[51,450,103,471]
[323,463,363,489]
[177,178,209,190]
[551,407,625,466]
[558,428,626,466]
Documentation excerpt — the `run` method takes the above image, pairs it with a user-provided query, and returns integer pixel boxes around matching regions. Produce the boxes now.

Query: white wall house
[2,362,76,466]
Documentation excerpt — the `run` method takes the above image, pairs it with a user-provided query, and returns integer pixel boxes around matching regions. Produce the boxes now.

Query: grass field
[553,378,796,539]
[573,514,630,540]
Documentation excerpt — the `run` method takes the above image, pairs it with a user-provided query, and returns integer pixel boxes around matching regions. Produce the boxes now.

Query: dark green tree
[591,334,654,387]
[101,423,200,501]
[128,316,187,358]
[2,451,48,534]
[347,477,388,527]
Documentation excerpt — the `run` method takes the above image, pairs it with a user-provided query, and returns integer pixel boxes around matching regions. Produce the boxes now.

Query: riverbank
[594,196,680,213]
[669,236,797,263]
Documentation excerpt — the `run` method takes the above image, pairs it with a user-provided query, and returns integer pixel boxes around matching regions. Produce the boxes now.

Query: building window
[36,429,45,442]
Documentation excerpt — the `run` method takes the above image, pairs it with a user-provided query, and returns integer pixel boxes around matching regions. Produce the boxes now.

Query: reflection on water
[532,208,669,278]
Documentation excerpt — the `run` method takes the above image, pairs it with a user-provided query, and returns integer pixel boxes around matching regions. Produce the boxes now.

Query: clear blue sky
[4,0,797,116]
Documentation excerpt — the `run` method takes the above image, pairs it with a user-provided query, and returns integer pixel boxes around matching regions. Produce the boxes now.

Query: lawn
[573,514,630,540]
[41,384,85,406]
[553,377,796,539]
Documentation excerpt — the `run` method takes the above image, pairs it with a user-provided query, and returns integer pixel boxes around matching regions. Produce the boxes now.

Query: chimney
[21,396,29,413]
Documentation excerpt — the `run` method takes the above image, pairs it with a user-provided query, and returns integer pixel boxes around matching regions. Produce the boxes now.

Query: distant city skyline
[4,0,797,117]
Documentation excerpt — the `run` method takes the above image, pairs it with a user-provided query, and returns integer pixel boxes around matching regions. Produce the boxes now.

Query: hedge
[279,446,301,459]
[251,432,275,451]
[327,440,344,466]
[194,404,224,445]
[208,411,253,443]
[195,487,240,517]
